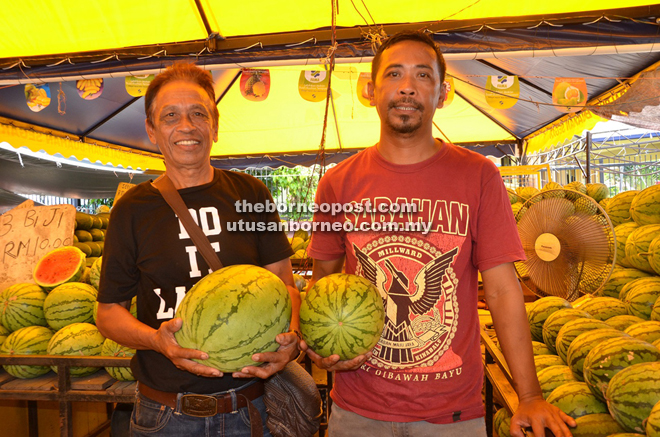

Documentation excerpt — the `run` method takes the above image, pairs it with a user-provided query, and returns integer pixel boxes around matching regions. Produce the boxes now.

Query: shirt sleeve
[97,194,139,304]
[307,172,346,261]
[472,167,526,272]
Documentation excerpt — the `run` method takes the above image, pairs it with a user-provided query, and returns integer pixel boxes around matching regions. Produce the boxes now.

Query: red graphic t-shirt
[307,142,525,424]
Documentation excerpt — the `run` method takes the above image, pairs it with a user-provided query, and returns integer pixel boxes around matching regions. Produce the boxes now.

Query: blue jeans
[130,391,272,437]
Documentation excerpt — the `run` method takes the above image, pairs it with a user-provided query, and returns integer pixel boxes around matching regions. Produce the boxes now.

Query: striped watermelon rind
[0,324,9,346]
[567,328,629,382]
[586,183,609,203]
[175,265,292,372]
[534,354,565,373]
[577,296,628,321]
[606,191,640,227]
[606,361,660,433]
[101,338,135,381]
[300,273,385,361]
[649,234,660,276]
[555,318,612,363]
[537,365,578,399]
[33,246,87,291]
[47,322,105,377]
[606,315,646,331]
[527,297,573,342]
[624,321,660,344]
[602,267,650,299]
[546,381,608,419]
[0,283,48,332]
[571,413,627,436]
[620,277,660,302]
[89,256,102,290]
[494,407,512,437]
[624,283,660,320]
[625,224,660,273]
[542,309,593,353]
[583,336,660,402]
[43,282,97,330]
[653,297,660,322]
[646,398,660,437]
[531,340,554,356]
[630,185,660,226]
[614,223,640,268]
[0,326,54,378]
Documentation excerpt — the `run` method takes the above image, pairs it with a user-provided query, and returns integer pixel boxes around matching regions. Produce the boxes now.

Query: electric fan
[513,189,616,301]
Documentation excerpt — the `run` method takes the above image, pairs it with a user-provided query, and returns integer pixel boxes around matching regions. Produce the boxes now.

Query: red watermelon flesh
[33,246,86,291]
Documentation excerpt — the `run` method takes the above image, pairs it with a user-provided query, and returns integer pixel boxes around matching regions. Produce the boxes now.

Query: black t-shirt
[98,169,293,393]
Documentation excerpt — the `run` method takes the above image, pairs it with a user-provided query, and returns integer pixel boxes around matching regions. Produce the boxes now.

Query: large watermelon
[577,296,627,320]
[546,381,608,419]
[571,414,627,436]
[606,191,640,227]
[630,185,660,226]
[527,297,573,342]
[33,246,87,291]
[620,277,660,302]
[649,235,660,276]
[647,400,660,437]
[43,282,97,330]
[555,318,611,363]
[607,315,646,331]
[614,223,640,268]
[101,338,135,381]
[0,326,53,378]
[586,183,609,203]
[606,361,660,433]
[601,267,650,298]
[47,322,105,377]
[624,282,660,320]
[89,256,102,290]
[583,336,660,401]
[567,328,629,381]
[299,273,385,360]
[624,321,660,343]
[542,308,593,353]
[175,265,292,372]
[0,283,48,331]
[537,365,578,399]
[625,224,660,273]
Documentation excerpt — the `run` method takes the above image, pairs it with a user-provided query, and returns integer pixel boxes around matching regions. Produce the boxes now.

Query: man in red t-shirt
[303,31,576,437]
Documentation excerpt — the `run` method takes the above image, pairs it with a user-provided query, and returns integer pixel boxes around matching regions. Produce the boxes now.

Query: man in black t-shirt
[96,63,300,437]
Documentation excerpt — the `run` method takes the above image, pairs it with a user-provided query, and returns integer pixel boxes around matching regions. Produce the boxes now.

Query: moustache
[389,99,423,111]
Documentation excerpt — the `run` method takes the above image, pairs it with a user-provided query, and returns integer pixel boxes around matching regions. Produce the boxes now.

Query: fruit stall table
[0,355,133,437]
[481,325,520,437]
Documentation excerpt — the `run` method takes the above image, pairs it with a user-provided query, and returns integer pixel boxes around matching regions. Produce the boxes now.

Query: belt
[138,380,265,417]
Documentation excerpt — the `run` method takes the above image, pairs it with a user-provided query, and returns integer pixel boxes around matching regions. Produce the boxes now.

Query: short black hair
[371,30,446,84]
[145,62,219,128]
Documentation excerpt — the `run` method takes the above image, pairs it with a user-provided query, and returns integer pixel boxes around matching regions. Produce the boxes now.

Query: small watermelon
[625,224,660,273]
[620,277,660,302]
[546,381,608,419]
[555,318,611,363]
[0,326,53,378]
[101,338,135,381]
[624,321,660,343]
[0,283,48,331]
[571,413,626,436]
[506,188,520,204]
[43,283,97,330]
[494,407,512,437]
[565,181,588,200]
[583,336,660,401]
[531,340,554,356]
[586,183,609,203]
[175,265,292,372]
[47,322,105,377]
[606,361,660,433]
[624,283,660,320]
[537,365,578,399]
[607,315,646,330]
[527,297,572,342]
[630,185,660,226]
[300,273,385,360]
[606,191,639,227]
[33,246,87,291]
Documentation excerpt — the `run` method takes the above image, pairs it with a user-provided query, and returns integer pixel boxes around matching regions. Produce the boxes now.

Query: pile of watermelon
[289,228,311,260]
[73,211,109,270]
[493,292,660,436]
[0,230,137,382]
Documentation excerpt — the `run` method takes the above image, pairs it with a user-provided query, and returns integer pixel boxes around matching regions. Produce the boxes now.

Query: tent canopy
[1,1,660,174]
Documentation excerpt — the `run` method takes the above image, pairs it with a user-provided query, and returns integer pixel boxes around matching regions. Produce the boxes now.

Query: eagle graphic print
[348,223,466,373]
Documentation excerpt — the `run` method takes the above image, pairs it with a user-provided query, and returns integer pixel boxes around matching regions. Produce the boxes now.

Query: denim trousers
[130,390,272,437]
[328,403,487,437]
